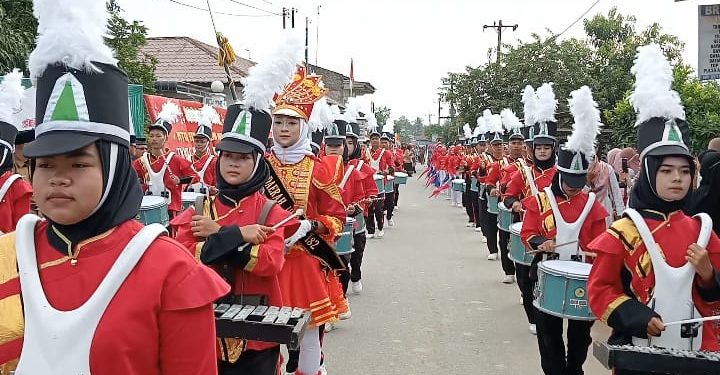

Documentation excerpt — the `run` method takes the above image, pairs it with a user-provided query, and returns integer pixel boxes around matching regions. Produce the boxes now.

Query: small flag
[349,58,354,96]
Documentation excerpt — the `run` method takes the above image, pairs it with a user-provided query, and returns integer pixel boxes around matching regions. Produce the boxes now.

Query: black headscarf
[215,150,269,206]
[685,150,720,234]
[44,140,143,252]
[629,154,695,216]
[533,143,557,170]
[347,137,362,161]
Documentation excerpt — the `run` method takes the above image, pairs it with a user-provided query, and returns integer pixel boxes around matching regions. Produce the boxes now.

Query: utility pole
[482,20,518,63]
[305,16,309,65]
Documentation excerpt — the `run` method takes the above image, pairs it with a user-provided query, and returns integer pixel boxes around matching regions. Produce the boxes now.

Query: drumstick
[236,209,304,251]
[526,240,579,254]
[664,315,720,327]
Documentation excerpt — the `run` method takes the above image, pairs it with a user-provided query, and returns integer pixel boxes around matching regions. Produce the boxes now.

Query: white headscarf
[271,117,314,164]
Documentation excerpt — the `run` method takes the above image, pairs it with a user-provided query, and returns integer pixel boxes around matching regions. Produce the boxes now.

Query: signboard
[143,94,226,161]
[698,4,720,81]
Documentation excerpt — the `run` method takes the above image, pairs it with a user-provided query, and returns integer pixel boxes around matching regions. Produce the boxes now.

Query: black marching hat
[325,118,347,146]
[216,103,271,154]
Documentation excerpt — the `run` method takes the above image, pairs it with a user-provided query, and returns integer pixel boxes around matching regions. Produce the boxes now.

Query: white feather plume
[367,115,378,133]
[566,86,602,160]
[29,0,117,78]
[343,99,359,123]
[308,99,332,132]
[500,108,522,133]
[629,43,685,125]
[490,114,504,134]
[242,32,303,112]
[382,119,394,134]
[463,123,472,139]
[198,105,217,128]
[157,102,181,124]
[330,104,343,122]
[521,85,537,125]
[482,109,494,131]
[535,83,557,123]
[472,123,482,137]
[0,69,25,125]
[476,114,487,134]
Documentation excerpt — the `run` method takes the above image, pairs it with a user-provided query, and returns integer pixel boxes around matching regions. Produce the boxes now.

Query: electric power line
[225,0,282,15]
[166,0,275,17]
[552,0,602,39]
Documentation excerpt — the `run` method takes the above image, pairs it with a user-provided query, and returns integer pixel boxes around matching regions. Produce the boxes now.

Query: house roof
[141,36,255,84]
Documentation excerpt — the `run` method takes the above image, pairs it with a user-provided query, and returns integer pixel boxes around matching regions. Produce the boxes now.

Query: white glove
[284,220,313,249]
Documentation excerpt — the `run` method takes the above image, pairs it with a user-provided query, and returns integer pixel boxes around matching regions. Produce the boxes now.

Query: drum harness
[140,152,175,204]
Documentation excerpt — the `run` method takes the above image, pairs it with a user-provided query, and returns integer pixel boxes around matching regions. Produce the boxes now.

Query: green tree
[374,105,391,126]
[106,1,157,92]
[426,120,458,144]
[0,0,36,73]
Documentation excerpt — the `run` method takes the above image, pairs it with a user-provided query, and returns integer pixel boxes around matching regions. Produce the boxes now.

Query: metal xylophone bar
[593,341,720,375]
[214,304,311,350]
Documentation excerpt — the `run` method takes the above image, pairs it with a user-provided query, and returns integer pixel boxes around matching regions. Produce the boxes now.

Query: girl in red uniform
[0,3,228,372]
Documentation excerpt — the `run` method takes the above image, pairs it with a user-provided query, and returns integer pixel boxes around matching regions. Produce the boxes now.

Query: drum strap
[0,174,22,203]
[263,165,345,271]
[339,165,355,189]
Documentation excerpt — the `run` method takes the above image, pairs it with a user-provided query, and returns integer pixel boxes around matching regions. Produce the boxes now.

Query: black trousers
[365,195,385,233]
[394,184,400,206]
[468,190,480,227]
[350,232,366,282]
[338,253,351,295]
[499,229,515,275]
[219,346,280,375]
[478,194,490,237]
[384,190,395,220]
[535,310,594,375]
[515,263,536,324]
[485,212,499,254]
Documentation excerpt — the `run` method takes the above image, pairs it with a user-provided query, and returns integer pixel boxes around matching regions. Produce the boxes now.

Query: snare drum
[394,172,408,184]
[182,191,202,210]
[509,222,533,265]
[497,202,513,232]
[335,218,355,255]
[353,213,366,234]
[470,176,479,192]
[452,178,465,192]
[374,175,385,194]
[139,196,170,226]
[487,194,499,214]
[533,260,595,321]
[384,176,395,193]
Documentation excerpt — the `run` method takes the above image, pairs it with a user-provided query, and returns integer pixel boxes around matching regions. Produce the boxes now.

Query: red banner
[144,94,226,161]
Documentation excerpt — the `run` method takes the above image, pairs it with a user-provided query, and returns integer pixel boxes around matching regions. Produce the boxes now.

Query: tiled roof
[140,36,255,84]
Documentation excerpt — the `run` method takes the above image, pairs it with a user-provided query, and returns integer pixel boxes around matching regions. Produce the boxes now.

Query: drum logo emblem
[574,287,585,298]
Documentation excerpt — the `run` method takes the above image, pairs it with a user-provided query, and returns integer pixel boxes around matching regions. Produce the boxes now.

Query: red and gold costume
[267,153,346,327]
[190,151,217,188]
[587,212,720,350]
[171,191,296,359]
[0,220,229,373]
[369,147,393,174]
[503,165,557,207]
[520,189,608,251]
[0,171,32,234]
[133,152,198,213]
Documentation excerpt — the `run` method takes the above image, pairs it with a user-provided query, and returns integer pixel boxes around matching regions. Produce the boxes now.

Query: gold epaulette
[608,217,642,254]
[0,233,24,362]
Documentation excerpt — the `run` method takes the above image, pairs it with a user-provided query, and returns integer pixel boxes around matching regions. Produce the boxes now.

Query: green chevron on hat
[232,110,252,136]
[46,74,89,123]
[663,119,682,142]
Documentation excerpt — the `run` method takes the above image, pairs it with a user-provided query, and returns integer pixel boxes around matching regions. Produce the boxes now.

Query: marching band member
[522,86,608,375]
[392,137,405,211]
[171,99,296,374]
[474,122,491,239]
[484,110,508,262]
[12,86,35,182]
[346,116,379,295]
[586,152,625,226]
[588,45,720,375]
[0,3,229,372]
[366,123,392,239]
[189,105,218,194]
[503,84,559,335]
[0,70,32,234]
[466,129,483,232]
[133,102,198,217]
[268,64,346,375]
[380,127,397,226]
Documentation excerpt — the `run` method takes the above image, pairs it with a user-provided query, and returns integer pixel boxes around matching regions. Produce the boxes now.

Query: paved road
[321,172,612,375]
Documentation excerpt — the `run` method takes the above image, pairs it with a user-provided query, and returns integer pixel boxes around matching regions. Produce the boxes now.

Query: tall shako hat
[501,108,523,141]
[273,65,328,121]
[194,105,215,140]
[521,85,537,145]
[219,33,303,154]
[24,0,131,158]
[381,120,393,141]
[338,104,360,138]
[557,86,602,188]
[367,112,380,137]
[629,44,690,159]
[14,85,36,145]
[0,69,24,158]
[471,122,482,145]
[476,113,488,143]
[310,98,339,146]
[149,101,180,135]
[463,123,473,146]
[532,83,558,146]
[485,110,504,145]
